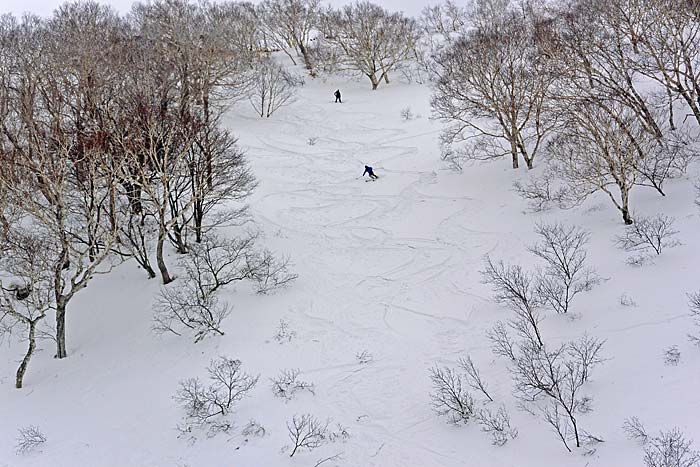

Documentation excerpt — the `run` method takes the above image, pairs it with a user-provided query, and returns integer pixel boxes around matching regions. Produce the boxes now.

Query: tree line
[431,0,699,225]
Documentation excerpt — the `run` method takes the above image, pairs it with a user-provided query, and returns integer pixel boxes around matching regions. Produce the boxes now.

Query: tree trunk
[369,73,380,90]
[55,299,67,359]
[510,137,519,169]
[298,43,315,77]
[16,319,39,388]
[156,228,173,284]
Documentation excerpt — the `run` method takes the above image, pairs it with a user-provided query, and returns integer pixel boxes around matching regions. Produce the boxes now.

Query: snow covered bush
[271,368,315,400]
[475,406,518,446]
[664,346,681,366]
[242,420,267,438]
[15,426,46,455]
[615,214,680,258]
[274,319,297,343]
[429,365,475,424]
[644,429,700,467]
[400,107,414,121]
[529,223,600,314]
[175,357,258,437]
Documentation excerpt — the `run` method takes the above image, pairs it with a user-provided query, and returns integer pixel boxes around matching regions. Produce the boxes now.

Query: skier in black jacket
[363,165,378,180]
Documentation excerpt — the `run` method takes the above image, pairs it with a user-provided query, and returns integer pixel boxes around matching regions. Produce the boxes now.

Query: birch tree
[319,2,419,90]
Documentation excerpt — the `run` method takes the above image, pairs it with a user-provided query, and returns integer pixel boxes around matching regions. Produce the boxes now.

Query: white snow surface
[2,74,700,467]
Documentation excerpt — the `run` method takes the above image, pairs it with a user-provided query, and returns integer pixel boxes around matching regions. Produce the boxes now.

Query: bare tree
[482,256,544,348]
[271,368,315,400]
[432,10,555,169]
[459,355,494,402]
[420,0,468,39]
[287,414,329,457]
[257,0,320,75]
[630,0,700,128]
[153,233,295,341]
[623,416,649,444]
[546,102,642,225]
[0,9,122,358]
[15,426,47,455]
[429,365,475,424]
[614,214,680,256]
[529,223,600,314]
[644,428,700,467]
[486,321,517,360]
[475,406,518,446]
[319,2,419,90]
[0,231,53,388]
[547,0,665,139]
[250,59,302,118]
[175,357,258,435]
[512,337,605,451]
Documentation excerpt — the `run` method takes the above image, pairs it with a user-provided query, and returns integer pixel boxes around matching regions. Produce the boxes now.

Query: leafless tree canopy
[433,8,555,170]
[319,1,420,89]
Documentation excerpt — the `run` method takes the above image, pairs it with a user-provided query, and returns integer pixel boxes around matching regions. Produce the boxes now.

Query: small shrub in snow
[242,420,266,438]
[529,223,600,314]
[271,368,315,400]
[328,423,351,443]
[175,357,258,436]
[664,346,681,366]
[619,294,638,307]
[274,319,297,343]
[400,107,414,121]
[429,365,474,424]
[626,253,655,267]
[615,214,680,258]
[15,426,46,455]
[307,137,319,146]
[287,414,329,457]
[623,416,649,444]
[475,406,518,446]
[513,172,577,212]
[644,428,700,467]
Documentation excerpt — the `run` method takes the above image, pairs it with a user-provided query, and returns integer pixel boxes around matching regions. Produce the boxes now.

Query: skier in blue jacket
[363,165,378,180]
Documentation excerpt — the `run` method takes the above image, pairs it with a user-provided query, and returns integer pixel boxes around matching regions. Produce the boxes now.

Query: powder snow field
[1,72,700,467]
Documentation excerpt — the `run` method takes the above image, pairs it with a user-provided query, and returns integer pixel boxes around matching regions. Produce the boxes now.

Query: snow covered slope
[2,74,699,467]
